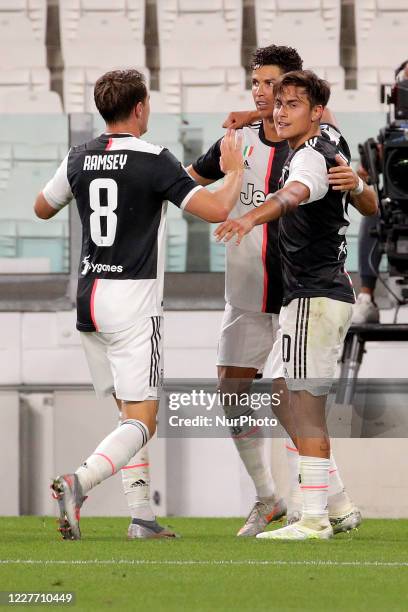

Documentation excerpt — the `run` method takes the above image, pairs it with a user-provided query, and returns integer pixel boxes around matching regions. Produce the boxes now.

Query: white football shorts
[278,297,353,396]
[80,316,163,402]
[217,303,284,378]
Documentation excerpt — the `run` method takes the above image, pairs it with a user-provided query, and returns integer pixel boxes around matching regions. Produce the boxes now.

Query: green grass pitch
[1,517,408,611]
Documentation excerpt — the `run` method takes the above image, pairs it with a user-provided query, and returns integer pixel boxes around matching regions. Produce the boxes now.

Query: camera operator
[353,60,408,324]
[352,167,382,324]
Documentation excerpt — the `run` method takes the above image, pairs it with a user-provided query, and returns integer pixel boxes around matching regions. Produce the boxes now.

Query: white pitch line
[1,560,408,568]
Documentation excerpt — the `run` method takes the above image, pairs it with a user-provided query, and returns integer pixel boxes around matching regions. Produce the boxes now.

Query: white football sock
[121,446,155,522]
[76,419,150,495]
[328,452,345,496]
[233,434,276,500]
[285,438,302,512]
[328,454,353,516]
[223,402,276,500]
[299,455,330,527]
[286,441,352,517]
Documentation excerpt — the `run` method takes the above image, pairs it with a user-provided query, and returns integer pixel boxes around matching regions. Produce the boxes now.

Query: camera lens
[386,149,408,197]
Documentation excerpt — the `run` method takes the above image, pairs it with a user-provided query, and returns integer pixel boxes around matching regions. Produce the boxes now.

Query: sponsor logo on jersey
[240,182,267,207]
[81,255,92,276]
[81,255,123,275]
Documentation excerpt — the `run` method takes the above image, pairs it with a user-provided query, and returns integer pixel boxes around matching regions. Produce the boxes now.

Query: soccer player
[34,69,244,540]
[215,70,378,540]
[187,46,374,536]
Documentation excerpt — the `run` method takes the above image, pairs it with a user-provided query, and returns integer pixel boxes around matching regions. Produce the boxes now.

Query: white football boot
[352,293,379,324]
[330,508,362,534]
[51,474,86,541]
[257,521,333,541]
[128,519,177,539]
[237,497,287,537]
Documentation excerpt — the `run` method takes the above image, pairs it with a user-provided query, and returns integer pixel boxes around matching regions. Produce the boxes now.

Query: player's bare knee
[217,366,255,398]
[121,399,158,438]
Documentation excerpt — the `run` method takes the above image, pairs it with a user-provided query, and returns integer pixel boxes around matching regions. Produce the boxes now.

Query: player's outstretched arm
[328,154,378,216]
[185,165,216,187]
[214,181,309,245]
[184,130,244,223]
[34,154,73,219]
[34,192,61,219]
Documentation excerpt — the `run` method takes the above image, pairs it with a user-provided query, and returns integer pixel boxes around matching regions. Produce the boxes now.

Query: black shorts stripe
[298,298,307,379]
[303,298,310,379]
[150,317,158,387]
[150,316,161,387]
[153,316,161,387]
[294,299,302,379]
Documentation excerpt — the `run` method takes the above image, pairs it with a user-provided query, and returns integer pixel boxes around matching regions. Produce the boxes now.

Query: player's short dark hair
[251,45,303,73]
[273,70,331,107]
[94,69,148,124]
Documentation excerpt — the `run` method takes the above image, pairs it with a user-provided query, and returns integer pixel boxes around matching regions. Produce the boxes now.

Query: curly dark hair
[251,45,303,73]
[274,70,331,107]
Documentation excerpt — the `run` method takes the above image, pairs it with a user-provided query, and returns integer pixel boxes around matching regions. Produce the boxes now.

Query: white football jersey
[193,122,289,313]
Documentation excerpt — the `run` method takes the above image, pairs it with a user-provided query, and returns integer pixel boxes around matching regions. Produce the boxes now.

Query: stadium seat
[64,66,149,114]
[329,89,386,113]
[0,221,17,259]
[0,0,46,42]
[0,162,59,221]
[61,0,145,34]
[0,1,56,111]
[157,0,244,113]
[159,68,246,114]
[0,90,62,114]
[204,89,255,113]
[0,115,68,148]
[0,67,58,116]
[255,0,344,88]
[60,0,148,113]
[158,0,242,69]
[0,68,50,92]
[356,1,408,92]
[0,15,45,70]
[0,146,12,192]
[0,114,69,272]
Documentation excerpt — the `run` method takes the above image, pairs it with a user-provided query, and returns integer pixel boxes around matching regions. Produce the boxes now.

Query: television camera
[358,66,408,303]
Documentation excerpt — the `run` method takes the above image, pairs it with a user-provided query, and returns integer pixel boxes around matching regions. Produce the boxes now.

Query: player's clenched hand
[222,110,258,129]
[214,216,255,245]
[220,129,244,174]
[328,154,359,191]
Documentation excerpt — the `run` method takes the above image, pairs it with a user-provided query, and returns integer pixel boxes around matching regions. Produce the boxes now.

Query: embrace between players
[35,45,377,541]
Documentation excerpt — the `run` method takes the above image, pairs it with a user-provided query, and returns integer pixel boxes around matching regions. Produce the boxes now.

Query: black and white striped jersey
[193,122,289,314]
[276,128,355,306]
[42,133,201,332]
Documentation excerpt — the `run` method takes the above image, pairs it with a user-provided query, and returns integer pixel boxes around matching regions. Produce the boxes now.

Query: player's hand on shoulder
[328,154,359,191]
[222,110,259,129]
[214,215,255,245]
[220,129,244,174]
